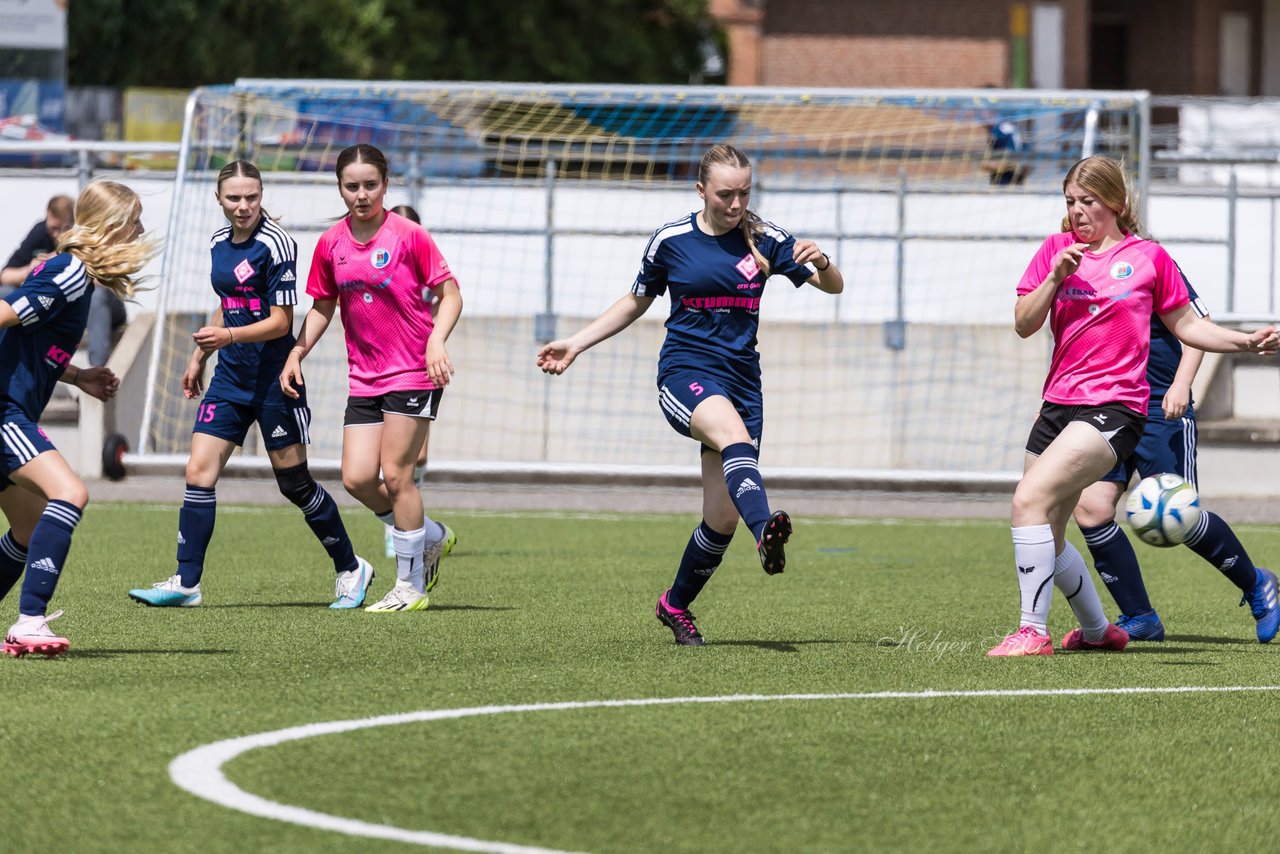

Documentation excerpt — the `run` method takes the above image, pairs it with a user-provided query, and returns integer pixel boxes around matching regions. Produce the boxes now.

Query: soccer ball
[1124,473,1202,548]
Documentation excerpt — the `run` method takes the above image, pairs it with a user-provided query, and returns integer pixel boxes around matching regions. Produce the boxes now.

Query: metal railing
[0,140,182,188]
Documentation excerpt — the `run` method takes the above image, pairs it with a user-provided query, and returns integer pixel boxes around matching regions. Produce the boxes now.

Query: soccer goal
[137,81,1149,486]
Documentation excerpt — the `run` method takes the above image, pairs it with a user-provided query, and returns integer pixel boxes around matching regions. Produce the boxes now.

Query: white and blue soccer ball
[1125,473,1202,548]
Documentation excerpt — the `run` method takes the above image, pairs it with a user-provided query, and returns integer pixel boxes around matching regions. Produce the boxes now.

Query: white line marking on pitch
[171,687,1280,853]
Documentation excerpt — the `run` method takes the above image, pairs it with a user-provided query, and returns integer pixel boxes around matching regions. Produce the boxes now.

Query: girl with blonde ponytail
[538,142,844,647]
[0,179,155,657]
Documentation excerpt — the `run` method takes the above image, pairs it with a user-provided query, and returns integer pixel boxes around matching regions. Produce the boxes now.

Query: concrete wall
[6,173,1279,478]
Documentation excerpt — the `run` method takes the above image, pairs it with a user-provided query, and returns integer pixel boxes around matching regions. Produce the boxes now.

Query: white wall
[4,174,1272,325]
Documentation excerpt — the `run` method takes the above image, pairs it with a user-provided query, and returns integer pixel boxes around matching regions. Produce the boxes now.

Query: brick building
[709,0,1280,95]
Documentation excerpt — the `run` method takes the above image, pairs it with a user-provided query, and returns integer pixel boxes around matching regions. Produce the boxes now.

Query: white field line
[170,687,1280,852]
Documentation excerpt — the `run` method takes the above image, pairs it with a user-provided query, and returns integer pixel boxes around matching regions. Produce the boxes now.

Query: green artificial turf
[2,504,1278,852]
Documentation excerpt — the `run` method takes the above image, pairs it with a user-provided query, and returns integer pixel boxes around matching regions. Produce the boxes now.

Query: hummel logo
[30,557,59,575]
[1093,414,1109,425]
[1017,564,1035,574]
[270,425,288,438]
[37,296,54,310]
[735,477,761,498]
[280,270,295,282]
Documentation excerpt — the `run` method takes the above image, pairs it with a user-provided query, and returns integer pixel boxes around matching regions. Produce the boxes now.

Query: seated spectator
[1,195,75,293]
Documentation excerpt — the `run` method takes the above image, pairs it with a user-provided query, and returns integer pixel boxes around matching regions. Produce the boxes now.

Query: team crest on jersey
[735,254,760,280]
[371,248,391,269]
[234,259,255,284]
[1110,261,1134,280]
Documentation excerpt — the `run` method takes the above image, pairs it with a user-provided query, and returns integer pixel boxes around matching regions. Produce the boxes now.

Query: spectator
[983,112,1028,186]
[1,195,75,293]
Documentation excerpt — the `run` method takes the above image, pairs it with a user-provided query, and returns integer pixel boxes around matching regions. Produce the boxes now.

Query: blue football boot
[1241,568,1280,643]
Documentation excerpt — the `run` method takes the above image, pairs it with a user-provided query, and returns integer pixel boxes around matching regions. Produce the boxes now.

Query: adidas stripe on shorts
[192,393,311,451]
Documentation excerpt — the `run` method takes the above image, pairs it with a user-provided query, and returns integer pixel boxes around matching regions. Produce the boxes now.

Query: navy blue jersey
[205,216,298,405]
[632,213,814,387]
[0,253,92,419]
[1148,268,1208,413]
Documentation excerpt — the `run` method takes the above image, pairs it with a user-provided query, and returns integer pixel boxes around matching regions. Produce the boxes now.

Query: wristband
[227,327,235,345]
[815,253,831,272]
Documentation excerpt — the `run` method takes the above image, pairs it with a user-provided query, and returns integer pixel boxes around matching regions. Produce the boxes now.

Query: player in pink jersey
[281,145,462,613]
[375,204,456,562]
[988,155,1279,657]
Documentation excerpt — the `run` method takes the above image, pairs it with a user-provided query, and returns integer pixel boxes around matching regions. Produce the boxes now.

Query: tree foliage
[68,0,716,87]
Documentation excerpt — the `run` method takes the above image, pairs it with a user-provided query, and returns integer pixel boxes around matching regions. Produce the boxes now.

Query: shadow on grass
[1163,634,1253,646]
[712,639,851,652]
[73,649,235,657]
[1105,645,1217,655]
[423,604,515,612]
[203,602,330,609]
[203,602,517,611]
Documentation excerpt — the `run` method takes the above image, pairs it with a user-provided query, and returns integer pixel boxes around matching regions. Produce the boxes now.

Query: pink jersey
[1017,232,1190,414]
[307,210,456,396]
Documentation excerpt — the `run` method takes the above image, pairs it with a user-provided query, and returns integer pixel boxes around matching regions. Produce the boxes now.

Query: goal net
[138,81,1149,483]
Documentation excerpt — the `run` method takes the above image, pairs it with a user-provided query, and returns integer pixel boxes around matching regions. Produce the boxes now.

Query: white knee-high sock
[392,526,427,590]
[1012,524,1056,634]
[1054,541,1109,641]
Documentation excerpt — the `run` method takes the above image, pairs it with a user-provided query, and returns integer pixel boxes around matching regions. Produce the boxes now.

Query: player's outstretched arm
[1161,304,1280,355]
[537,292,654,375]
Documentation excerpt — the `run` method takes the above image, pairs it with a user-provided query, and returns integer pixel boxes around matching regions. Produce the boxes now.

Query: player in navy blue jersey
[537,144,844,646]
[1073,271,1279,643]
[0,180,154,657]
[127,160,373,610]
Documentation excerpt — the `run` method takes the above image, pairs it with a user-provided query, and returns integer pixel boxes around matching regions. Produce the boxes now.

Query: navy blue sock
[1080,521,1153,616]
[299,483,357,574]
[0,531,28,603]
[1184,511,1257,593]
[721,442,771,542]
[18,500,81,617]
[668,522,734,610]
[176,484,217,587]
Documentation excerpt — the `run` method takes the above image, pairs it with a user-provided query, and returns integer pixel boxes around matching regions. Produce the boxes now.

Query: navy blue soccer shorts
[1101,407,1197,488]
[658,369,762,452]
[192,393,311,451]
[0,403,56,491]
